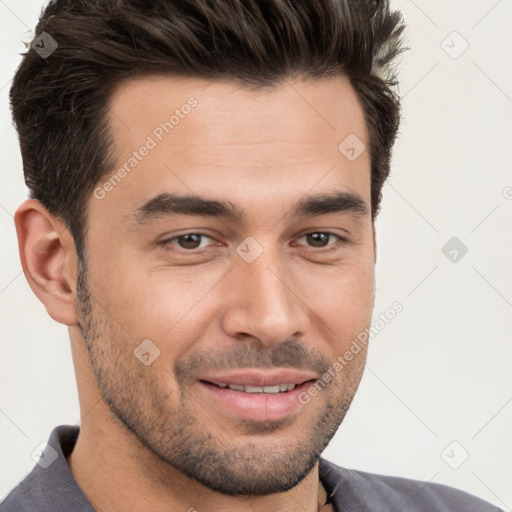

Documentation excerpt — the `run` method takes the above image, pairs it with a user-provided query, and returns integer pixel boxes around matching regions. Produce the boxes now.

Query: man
[1,0,503,511]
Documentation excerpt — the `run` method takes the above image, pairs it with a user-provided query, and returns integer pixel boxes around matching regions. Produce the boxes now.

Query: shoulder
[0,467,48,512]
[319,458,504,512]
[0,425,91,512]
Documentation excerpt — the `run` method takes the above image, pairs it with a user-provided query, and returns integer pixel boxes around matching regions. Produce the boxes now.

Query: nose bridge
[222,244,308,344]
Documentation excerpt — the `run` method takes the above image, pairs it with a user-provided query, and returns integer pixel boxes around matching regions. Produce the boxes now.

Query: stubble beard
[75,257,367,496]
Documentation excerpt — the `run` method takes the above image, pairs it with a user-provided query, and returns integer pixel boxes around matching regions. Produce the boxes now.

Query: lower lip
[197,380,315,422]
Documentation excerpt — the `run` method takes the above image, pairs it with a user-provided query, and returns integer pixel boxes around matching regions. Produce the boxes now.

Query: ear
[14,199,80,326]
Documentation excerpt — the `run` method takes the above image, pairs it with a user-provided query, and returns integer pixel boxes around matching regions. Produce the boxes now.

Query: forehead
[107,75,368,152]
[94,75,371,224]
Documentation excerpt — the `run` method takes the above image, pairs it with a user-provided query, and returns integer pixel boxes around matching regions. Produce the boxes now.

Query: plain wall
[1,0,511,508]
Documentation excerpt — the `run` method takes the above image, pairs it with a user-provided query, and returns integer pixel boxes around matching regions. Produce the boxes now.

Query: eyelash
[159,231,349,254]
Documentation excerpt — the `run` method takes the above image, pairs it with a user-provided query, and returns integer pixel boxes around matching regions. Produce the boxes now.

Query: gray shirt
[0,425,503,511]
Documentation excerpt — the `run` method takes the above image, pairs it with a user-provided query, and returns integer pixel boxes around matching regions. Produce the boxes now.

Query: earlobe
[14,199,80,326]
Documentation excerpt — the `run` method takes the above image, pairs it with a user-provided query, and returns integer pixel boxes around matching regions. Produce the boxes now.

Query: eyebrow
[128,189,368,226]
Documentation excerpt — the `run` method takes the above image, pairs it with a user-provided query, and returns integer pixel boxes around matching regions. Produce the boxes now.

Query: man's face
[77,75,375,495]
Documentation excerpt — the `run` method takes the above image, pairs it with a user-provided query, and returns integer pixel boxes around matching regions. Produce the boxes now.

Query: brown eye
[305,232,330,247]
[296,232,346,249]
[176,234,203,249]
[160,233,214,251]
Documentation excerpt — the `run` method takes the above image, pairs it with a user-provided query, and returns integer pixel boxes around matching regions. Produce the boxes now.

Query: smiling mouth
[196,372,318,422]
[199,380,315,394]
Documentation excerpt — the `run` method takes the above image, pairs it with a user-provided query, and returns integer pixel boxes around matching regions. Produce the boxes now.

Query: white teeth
[262,385,281,394]
[244,385,264,393]
[217,383,227,388]
[222,383,297,393]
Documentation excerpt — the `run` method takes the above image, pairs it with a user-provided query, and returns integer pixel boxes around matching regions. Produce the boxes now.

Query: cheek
[298,261,374,318]
[297,261,375,353]
[90,258,225,344]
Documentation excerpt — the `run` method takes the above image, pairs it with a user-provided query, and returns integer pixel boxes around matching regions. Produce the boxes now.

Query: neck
[67,404,322,512]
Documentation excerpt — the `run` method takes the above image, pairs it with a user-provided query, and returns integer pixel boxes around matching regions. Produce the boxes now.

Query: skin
[15,75,376,512]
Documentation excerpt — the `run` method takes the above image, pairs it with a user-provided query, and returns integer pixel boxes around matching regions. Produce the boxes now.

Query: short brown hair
[10,0,406,259]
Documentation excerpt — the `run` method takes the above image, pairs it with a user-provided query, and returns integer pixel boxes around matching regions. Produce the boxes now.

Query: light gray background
[1,0,511,508]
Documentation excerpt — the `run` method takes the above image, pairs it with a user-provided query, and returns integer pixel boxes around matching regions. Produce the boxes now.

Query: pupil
[307,233,328,247]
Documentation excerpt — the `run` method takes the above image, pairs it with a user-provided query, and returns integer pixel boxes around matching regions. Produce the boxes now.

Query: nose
[220,246,310,347]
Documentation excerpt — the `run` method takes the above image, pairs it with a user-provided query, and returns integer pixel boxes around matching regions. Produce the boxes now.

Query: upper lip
[199,369,318,387]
